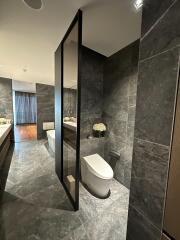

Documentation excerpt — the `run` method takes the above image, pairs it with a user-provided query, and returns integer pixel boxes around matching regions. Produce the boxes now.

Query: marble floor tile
[0,140,129,240]
[85,198,128,240]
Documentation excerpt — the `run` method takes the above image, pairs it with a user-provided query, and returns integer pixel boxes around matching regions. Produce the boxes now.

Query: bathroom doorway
[12,80,37,142]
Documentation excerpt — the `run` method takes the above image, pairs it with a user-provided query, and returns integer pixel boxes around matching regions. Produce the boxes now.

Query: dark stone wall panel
[135,48,179,146]
[36,83,55,139]
[127,205,161,240]
[80,138,105,159]
[63,88,77,117]
[80,46,106,139]
[103,40,139,189]
[130,138,169,228]
[141,0,175,36]
[140,0,180,60]
[0,78,13,120]
[127,1,180,238]
[80,42,140,189]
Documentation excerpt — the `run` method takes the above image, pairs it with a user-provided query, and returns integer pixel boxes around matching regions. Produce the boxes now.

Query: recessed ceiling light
[23,0,43,10]
[134,0,143,10]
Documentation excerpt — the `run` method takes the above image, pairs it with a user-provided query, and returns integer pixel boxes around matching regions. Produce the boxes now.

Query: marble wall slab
[130,138,169,228]
[135,48,180,146]
[141,0,175,36]
[80,43,140,190]
[140,0,180,60]
[79,46,107,171]
[63,88,77,117]
[127,205,161,240]
[80,46,106,139]
[36,84,55,139]
[127,0,180,239]
[80,138,105,159]
[102,40,139,189]
[0,78,13,120]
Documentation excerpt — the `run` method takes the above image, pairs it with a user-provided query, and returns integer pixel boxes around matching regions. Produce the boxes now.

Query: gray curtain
[15,91,37,124]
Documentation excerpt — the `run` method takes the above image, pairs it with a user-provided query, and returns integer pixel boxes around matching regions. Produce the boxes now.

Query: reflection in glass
[63,22,78,200]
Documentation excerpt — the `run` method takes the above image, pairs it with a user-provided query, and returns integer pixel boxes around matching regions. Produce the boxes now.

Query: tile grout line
[139,45,180,63]
[141,0,178,41]
[129,203,162,233]
[134,137,170,148]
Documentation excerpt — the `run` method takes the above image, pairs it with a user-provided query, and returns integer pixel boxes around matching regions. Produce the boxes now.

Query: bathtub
[63,121,77,131]
[47,130,55,152]
[47,121,77,153]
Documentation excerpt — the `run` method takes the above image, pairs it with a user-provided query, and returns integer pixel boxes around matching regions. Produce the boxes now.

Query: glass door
[55,10,82,210]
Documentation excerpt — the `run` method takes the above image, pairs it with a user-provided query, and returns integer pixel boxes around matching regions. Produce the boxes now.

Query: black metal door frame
[55,9,82,211]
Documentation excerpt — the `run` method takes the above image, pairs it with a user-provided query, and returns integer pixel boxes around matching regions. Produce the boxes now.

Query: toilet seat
[83,154,113,180]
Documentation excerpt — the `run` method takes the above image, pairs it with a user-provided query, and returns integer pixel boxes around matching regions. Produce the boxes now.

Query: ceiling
[0,0,142,85]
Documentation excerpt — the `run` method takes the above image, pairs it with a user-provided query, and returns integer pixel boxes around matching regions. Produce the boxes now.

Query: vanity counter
[0,124,12,146]
[63,121,77,131]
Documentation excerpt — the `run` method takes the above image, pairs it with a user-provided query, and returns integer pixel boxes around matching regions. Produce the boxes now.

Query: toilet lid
[83,154,113,180]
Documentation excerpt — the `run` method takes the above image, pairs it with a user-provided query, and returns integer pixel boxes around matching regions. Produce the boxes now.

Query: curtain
[15,91,37,124]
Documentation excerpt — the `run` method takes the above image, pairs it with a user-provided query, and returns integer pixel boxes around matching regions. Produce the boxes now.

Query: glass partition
[55,10,82,210]
[63,21,78,202]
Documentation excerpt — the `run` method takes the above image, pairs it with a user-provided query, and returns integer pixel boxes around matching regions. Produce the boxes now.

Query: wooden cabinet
[63,126,76,149]
[0,134,11,167]
[0,128,13,200]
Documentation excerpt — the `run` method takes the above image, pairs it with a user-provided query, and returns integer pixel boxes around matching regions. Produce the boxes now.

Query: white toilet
[81,153,113,198]
[47,130,55,152]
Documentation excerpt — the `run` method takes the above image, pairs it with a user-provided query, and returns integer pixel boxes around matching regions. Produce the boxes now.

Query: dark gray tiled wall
[140,0,180,60]
[80,46,106,139]
[0,77,13,120]
[135,48,179,146]
[80,138,105,159]
[141,0,175,37]
[127,205,161,240]
[80,46,106,160]
[63,88,77,117]
[130,138,169,228]
[127,0,180,239]
[36,83,55,139]
[80,43,140,190]
[102,40,139,189]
